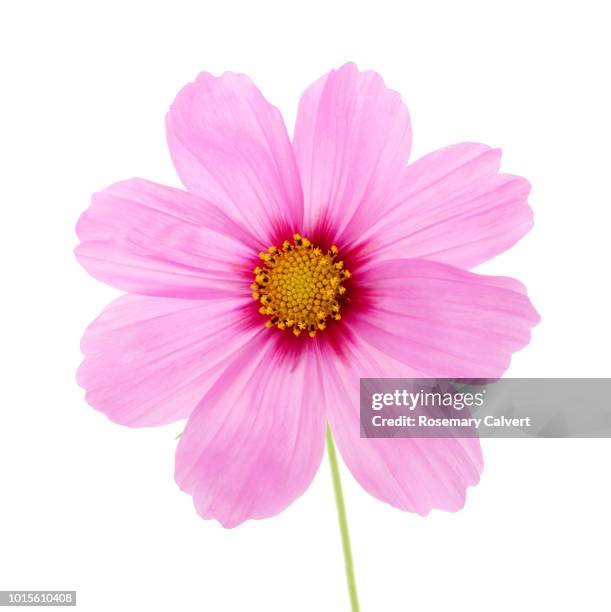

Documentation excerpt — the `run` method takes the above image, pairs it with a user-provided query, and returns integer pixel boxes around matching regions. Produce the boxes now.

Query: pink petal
[358,143,533,268]
[292,62,412,243]
[175,339,326,528]
[166,71,303,242]
[352,258,540,378]
[323,334,483,514]
[75,178,258,298]
[78,293,259,426]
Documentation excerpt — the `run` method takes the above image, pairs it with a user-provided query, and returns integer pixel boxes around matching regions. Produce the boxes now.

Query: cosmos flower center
[251,234,351,338]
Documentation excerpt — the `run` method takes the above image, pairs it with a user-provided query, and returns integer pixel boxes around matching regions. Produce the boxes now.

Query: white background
[1,1,610,611]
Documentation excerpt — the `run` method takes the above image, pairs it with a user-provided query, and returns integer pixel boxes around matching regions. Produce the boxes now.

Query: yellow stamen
[251,235,351,337]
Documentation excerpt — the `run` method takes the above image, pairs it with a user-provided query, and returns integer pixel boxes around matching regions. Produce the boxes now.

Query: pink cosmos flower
[76,63,539,528]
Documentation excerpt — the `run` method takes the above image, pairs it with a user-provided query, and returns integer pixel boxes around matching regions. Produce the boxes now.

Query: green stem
[326,424,360,612]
